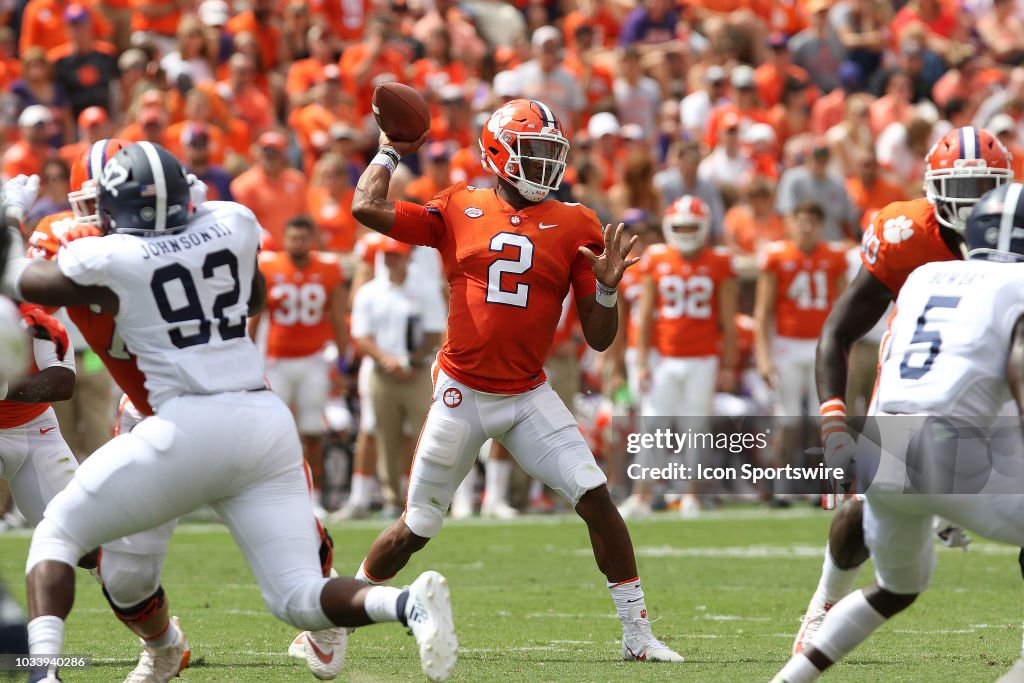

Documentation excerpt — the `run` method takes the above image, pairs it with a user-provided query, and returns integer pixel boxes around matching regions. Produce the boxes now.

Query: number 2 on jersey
[486,232,534,308]
[899,295,961,380]
[150,249,246,349]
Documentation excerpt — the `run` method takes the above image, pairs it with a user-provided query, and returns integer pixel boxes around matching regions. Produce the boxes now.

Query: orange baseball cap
[78,106,108,128]
[258,131,287,151]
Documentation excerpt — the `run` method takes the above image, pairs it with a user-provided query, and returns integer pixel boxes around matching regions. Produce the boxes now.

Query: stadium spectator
[875,110,935,196]
[609,150,662,219]
[25,157,71,228]
[705,65,771,151]
[181,123,233,202]
[870,70,915,137]
[586,112,624,190]
[225,0,282,71]
[775,140,858,241]
[723,176,786,256]
[832,0,891,79]
[338,14,406,118]
[655,141,725,237]
[2,105,55,181]
[20,0,111,55]
[164,89,226,165]
[789,0,845,94]
[680,65,729,142]
[769,78,813,148]
[515,25,585,128]
[823,92,876,177]
[128,0,182,55]
[350,239,445,519]
[411,0,487,68]
[754,33,811,110]
[698,112,753,190]
[412,27,470,109]
[160,15,217,87]
[404,143,452,204]
[613,46,662,137]
[286,26,337,109]
[563,23,616,124]
[49,4,118,120]
[619,0,678,47]
[307,153,358,253]
[220,53,273,136]
[891,0,965,56]
[812,61,865,135]
[281,0,311,63]
[572,157,614,226]
[230,130,308,250]
[990,113,1024,180]
[10,48,69,144]
[58,105,108,167]
[844,148,904,233]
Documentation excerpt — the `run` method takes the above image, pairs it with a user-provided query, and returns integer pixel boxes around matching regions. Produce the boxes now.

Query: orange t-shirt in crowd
[562,7,620,49]
[286,58,331,101]
[260,250,345,358]
[354,231,386,269]
[28,211,154,415]
[226,11,282,69]
[724,206,786,255]
[230,166,309,250]
[130,0,180,36]
[163,121,226,165]
[412,59,469,104]
[811,89,847,136]
[641,243,734,357]
[307,186,358,253]
[387,182,603,394]
[338,44,405,116]
[759,239,848,339]
[20,0,111,54]
[845,175,905,232]
[860,198,957,295]
[308,0,371,43]
[754,62,811,109]
[563,55,614,126]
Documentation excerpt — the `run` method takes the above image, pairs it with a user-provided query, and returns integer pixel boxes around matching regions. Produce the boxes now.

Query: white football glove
[823,429,857,474]
[186,173,207,210]
[2,174,40,218]
[933,516,971,551]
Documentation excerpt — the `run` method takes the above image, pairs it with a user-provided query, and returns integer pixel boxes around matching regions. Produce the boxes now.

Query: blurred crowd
[2,0,1024,525]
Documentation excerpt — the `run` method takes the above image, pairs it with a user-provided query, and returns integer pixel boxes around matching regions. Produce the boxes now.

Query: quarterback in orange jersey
[789,126,1018,661]
[351,98,684,662]
[249,215,347,518]
[755,200,847,499]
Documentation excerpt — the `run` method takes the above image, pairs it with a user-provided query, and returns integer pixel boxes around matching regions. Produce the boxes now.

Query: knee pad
[100,552,163,608]
[266,577,332,631]
[103,584,164,625]
[26,518,87,574]
[405,415,470,538]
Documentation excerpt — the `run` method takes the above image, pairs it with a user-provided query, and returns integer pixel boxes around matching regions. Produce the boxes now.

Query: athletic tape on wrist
[370,146,402,175]
[820,397,848,438]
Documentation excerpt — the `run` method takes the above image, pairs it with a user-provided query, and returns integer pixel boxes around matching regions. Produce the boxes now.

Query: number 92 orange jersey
[640,244,734,357]
[392,182,604,394]
[259,251,344,359]
[860,198,960,295]
[759,239,848,339]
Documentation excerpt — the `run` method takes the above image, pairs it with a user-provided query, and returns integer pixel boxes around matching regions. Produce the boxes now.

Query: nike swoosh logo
[625,597,643,603]
[625,644,646,661]
[539,223,558,230]
[307,638,334,664]
[39,426,56,435]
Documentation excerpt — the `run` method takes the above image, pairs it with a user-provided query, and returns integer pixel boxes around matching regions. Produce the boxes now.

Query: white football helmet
[663,196,710,252]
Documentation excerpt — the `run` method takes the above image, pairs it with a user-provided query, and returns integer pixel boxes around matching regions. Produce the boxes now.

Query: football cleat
[303,627,348,680]
[792,597,832,656]
[123,615,190,683]
[405,571,458,681]
[617,496,652,520]
[621,605,684,662]
[287,631,307,660]
[480,499,518,520]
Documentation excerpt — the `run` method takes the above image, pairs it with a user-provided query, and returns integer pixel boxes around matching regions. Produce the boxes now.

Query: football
[372,82,431,143]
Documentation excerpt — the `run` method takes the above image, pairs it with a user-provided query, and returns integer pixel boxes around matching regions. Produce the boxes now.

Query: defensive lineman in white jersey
[774,182,1024,683]
[0,142,458,683]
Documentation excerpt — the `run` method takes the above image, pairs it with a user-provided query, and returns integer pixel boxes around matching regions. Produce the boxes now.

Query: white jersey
[876,259,1024,420]
[57,201,266,410]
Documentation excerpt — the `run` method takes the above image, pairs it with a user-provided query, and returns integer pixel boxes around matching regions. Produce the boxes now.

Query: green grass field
[1,507,1021,682]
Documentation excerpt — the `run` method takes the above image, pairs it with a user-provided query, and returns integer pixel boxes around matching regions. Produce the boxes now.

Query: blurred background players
[250,214,347,519]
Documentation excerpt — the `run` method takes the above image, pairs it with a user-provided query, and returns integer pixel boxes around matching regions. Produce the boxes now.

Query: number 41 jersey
[876,260,1024,419]
[56,201,267,410]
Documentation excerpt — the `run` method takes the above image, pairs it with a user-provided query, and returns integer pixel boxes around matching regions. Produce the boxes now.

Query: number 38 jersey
[759,239,848,339]
[640,243,734,358]
[259,251,343,358]
[56,201,267,411]
[876,260,1024,418]
[404,182,603,394]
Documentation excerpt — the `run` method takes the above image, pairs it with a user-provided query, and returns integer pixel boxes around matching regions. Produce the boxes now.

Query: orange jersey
[392,183,603,394]
[760,240,847,339]
[620,259,645,348]
[860,198,959,295]
[641,244,734,358]
[261,251,344,358]
[28,212,154,414]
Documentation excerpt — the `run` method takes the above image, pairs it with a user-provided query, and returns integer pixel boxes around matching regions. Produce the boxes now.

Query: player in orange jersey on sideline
[619,196,737,520]
[249,214,347,520]
[350,98,684,663]
[755,200,847,504]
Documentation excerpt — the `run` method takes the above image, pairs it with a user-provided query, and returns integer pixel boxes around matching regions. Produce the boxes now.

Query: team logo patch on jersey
[882,215,914,243]
[509,215,523,226]
[443,387,463,408]
[464,207,484,219]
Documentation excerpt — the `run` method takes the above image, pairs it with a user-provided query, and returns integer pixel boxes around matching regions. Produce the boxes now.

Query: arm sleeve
[389,201,448,248]
[571,247,599,300]
[33,336,76,372]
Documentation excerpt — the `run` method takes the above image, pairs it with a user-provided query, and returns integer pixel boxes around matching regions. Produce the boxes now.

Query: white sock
[775,653,821,683]
[350,474,372,507]
[815,542,860,606]
[452,469,476,508]
[608,577,645,621]
[363,586,403,623]
[485,460,511,505]
[809,589,888,663]
[355,559,387,585]
[144,618,179,649]
[528,478,543,500]
[28,615,64,656]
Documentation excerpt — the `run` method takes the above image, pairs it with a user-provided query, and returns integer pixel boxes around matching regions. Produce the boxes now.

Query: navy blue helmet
[96,142,191,235]
[965,182,1024,263]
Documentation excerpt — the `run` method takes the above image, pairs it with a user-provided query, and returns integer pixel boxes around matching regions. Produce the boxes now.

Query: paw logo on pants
[443,388,463,408]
